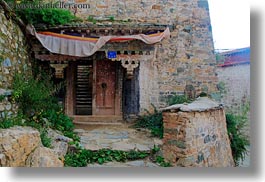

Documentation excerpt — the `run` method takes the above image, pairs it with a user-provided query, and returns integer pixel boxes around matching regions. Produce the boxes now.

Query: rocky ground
[74,124,162,167]
[0,124,250,167]
[74,123,251,168]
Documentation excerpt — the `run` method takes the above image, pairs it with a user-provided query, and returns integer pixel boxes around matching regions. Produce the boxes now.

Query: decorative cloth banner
[26,25,170,57]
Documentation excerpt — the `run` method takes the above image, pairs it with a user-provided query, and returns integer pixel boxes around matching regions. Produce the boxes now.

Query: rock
[0,88,12,96]
[0,154,6,166]
[86,160,159,167]
[26,147,64,167]
[47,129,72,143]
[47,129,72,158]
[145,162,159,167]
[154,138,163,146]
[126,160,145,167]
[0,126,41,167]
[87,162,129,167]
[0,104,4,111]
[51,141,69,159]
[112,142,135,151]
[162,97,222,112]
[5,103,11,111]
[135,144,150,151]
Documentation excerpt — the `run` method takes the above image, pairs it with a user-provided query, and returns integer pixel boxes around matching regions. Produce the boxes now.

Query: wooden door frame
[92,59,97,115]
[65,61,76,117]
[65,59,123,118]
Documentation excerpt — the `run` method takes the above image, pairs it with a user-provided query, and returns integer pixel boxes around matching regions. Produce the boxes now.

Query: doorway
[65,57,123,122]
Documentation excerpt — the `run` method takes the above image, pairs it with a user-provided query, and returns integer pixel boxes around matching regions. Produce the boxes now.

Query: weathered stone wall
[67,0,218,113]
[162,98,234,167]
[0,9,31,119]
[216,64,250,113]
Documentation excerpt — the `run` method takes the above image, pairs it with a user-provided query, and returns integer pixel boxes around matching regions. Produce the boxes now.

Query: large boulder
[26,147,64,167]
[0,126,41,167]
[47,129,72,159]
[0,126,67,167]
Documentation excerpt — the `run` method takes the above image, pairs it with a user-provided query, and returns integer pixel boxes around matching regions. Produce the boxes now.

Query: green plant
[155,156,172,167]
[40,128,52,148]
[211,82,227,102]
[12,72,62,117]
[15,1,77,26]
[0,114,24,129]
[226,112,249,166]
[215,53,226,62]
[9,70,79,144]
[167,94,191,106]
[126,150,148,160]
[87,15,94,22]
[64,149,150,167]
[0,95,5,102]
[0,120,15,128]
[108,16,115,21]
[199,92,208,97]
[134,105,163,138]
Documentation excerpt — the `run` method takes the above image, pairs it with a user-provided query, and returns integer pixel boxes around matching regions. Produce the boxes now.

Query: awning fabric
[27,25,170,57]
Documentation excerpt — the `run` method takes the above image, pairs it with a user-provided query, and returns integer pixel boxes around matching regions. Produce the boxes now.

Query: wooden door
[95,59,116,115]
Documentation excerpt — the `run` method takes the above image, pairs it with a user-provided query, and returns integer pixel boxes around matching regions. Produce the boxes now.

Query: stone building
[1,0,218,123]
[216,47,250,113]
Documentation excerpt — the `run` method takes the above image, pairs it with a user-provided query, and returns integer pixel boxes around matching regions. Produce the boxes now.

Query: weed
[167,94,192,106]
[155,156,172,167]
[0,95,5,102]
[40,129,52,148]
[64,149,150,167]
[0,71,79,147]
[134,105,163,138]
[226,112,249,166]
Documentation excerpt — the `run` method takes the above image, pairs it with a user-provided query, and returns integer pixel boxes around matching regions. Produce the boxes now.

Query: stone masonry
[0,9,31,119]
[56,0,218,113]
[217,64,250,114]
[162,97,234,167]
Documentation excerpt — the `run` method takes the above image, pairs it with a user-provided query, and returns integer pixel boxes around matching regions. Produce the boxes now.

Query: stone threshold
[71,115,123,124]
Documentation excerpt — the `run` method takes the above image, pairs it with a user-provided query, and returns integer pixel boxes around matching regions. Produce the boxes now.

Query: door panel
[95,59,116,115]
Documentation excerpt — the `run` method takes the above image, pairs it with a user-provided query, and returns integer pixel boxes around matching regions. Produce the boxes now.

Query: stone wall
[63,0,218,113]
[216,64,250,114]
[162,97,234,167]
[0,9,31,119]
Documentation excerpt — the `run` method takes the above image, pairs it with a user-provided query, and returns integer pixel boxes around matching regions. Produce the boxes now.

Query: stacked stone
[0,92,18,119]
[0,10,31,120]
[50,0,218,113]
[162,97,234,167]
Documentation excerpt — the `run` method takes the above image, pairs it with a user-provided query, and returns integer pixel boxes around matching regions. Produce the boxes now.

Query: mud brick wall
[162,98,234,167]
[0,9,31,119]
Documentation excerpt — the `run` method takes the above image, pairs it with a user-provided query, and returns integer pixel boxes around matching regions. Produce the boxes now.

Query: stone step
[74,121,123,126]
[72,115,123,123]
[86,160,159,167]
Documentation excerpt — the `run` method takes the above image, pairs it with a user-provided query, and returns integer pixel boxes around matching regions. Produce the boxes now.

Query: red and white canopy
[27,25,170,57]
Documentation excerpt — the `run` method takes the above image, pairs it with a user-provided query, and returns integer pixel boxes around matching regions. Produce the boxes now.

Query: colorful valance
[27,25,170,57]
